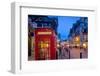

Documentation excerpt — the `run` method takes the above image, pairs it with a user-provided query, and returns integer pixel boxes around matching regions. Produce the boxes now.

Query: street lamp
[57,44,60,48]
[75,36,80,42]
[74,36,80,48]
[82,43,87,48]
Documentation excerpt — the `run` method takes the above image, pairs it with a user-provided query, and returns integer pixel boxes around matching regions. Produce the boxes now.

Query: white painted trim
[11,2,97,74]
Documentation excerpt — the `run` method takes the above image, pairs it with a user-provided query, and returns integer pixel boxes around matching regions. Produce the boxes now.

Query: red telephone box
[34,28,57,60]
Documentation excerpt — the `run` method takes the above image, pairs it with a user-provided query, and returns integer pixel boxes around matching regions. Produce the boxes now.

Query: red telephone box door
[37,37,50,60]
[34,28,56,60]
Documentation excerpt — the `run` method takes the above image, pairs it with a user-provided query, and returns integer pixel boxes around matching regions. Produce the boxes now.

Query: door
[38,38,50,60]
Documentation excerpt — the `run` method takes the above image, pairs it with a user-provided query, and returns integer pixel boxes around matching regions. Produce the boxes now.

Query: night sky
[29,15,81,41]
[57,16,80,40]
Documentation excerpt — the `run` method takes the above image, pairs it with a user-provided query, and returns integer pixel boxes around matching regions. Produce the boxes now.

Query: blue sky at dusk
[57,16,80,40]
[29,15,81,41]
